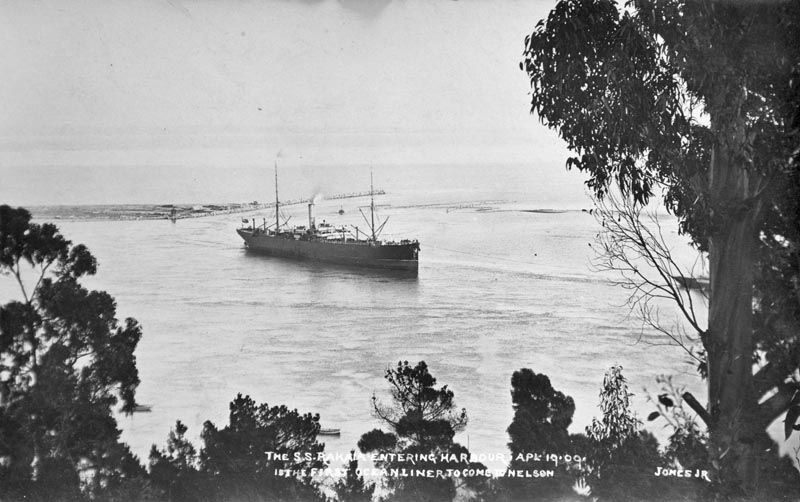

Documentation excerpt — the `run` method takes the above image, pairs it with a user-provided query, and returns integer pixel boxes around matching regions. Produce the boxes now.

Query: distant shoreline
[27,191,386,222]
[26,199,589,222]
[30,203,272,222]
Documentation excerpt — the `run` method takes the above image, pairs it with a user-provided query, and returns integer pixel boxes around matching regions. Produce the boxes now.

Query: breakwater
[30,190,386,221]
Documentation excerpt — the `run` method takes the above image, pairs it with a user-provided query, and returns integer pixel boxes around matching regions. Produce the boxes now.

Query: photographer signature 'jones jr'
[654,466,711,481]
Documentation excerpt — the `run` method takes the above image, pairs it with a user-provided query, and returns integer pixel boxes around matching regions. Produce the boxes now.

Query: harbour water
[2,163,706,468]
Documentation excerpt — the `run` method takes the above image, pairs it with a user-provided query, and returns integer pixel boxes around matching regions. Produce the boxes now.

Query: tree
[359,360,485,502]
[148,421,208,502]
[522,0,800,493]
[503,367,711,501]
[332,450,375,502]
[584,366,669,501]
[0,205,143,499]
[201,394,327,502]
[505,369,583,500]
[149,394,328,502]
[93,444,161,502]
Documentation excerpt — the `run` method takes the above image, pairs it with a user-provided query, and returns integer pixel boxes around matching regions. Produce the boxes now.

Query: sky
[0,0,580,205]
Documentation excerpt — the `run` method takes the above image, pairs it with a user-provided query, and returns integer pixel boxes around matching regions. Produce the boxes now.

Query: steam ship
[236,164,419,272]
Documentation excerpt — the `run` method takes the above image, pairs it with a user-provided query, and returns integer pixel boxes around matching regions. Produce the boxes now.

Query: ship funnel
[308,203,315,230]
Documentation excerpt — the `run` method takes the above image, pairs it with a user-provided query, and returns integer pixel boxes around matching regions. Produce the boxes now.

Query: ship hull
[237,229,419,272]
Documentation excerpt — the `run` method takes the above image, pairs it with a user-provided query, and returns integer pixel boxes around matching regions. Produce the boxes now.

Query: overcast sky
[0,0,577,204]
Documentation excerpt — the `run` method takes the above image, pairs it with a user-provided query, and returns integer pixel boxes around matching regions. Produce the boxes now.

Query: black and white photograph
[1,0,798,500]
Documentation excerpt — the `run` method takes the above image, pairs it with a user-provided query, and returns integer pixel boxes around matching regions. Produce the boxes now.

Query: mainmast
[274,159,280,232]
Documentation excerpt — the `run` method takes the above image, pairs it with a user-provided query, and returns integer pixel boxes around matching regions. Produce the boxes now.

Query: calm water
[3,164,706,468]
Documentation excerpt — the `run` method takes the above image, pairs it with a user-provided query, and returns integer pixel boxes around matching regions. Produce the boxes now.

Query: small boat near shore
[318,428,341,436]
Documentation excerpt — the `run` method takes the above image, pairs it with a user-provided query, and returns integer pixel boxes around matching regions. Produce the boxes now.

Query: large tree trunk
[705,135,761,495]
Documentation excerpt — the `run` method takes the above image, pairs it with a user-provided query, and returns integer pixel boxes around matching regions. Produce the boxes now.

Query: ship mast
[370,169,376,241]
[359,168,388,242]
[274,159,280,232]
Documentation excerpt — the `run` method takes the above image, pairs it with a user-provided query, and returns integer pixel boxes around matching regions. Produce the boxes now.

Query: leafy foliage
[523,0,797,242]
[755,158,800,435]
[372,360,467,435]
[646,376,708,473]
[523,0,706,210]
[148,421,207,502]
[201,394,326,501]
[504,369,583,500]
[583,366,664,501]
[332,450,375,502]
[360,360,485,502]
[586,366,640,452]
[523,0,800,492]
[0,205,144,500]
[148,394,328,502]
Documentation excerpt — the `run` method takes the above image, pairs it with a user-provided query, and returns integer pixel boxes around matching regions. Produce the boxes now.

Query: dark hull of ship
[237,229,419,272]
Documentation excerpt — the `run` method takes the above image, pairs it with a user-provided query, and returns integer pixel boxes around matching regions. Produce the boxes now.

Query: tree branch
[682,391,712,426]
[12,259,30,304]
[592,194,708,363]
[757,383,797,429]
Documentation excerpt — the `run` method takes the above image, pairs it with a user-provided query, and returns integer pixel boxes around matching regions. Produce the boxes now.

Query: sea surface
[2,163,708,469]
